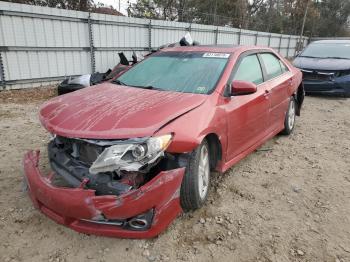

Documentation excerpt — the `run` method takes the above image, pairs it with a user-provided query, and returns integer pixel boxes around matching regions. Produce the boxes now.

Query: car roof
[160,45,273,53]
[312,40,350,44]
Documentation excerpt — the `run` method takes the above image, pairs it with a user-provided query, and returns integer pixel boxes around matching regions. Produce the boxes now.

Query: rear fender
[295,83,305,116]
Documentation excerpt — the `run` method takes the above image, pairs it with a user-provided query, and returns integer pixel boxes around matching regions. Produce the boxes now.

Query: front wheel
[281,96,296,135]
[180,140,211,211]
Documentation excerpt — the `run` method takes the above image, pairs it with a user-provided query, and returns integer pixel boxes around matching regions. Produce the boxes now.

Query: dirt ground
[0,87,349,262]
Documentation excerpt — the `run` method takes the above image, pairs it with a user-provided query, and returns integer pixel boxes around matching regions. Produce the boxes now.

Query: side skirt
[219,125,284,173]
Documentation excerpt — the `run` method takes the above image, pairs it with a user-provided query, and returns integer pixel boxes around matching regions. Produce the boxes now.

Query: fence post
[268,33,272,47]
[214,27,219,45]
[0,52,5,90]
[294,36,306,56]
[87,12,95,74]
[278,35,282,52]
[255,32,258,45]
[286,35,291,58]
[148,19,152,51]
[187,23,192,32]
[294,37,298,56]
[238,28,242,45]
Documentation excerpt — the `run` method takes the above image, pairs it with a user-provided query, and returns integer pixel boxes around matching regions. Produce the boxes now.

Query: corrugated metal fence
[0,2,309,90]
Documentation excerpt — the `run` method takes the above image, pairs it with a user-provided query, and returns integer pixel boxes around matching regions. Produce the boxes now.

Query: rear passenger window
[279,60,289,73]
[233,55,263,85]
[260,53,283,80]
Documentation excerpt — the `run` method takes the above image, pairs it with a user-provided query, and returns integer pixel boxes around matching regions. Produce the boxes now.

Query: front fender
[155,98,228,158]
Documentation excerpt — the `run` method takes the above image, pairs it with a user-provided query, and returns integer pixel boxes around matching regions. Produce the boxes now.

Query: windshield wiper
[132,85,164,91]
[112,80,164,91]
[323,57,349,60]
[113,79,127,85]
[298,55,320,58]
[299,55,349,60]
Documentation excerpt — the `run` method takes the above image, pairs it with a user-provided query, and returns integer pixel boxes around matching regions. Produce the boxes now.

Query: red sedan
[23,45,304,238]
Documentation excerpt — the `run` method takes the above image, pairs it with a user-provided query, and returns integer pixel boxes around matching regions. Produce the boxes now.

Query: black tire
[180,140,211,211]
[57,80,85,95]
[281,96,296,135]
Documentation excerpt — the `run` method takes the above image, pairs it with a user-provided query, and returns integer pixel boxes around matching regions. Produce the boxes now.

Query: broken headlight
[89,134,172,174]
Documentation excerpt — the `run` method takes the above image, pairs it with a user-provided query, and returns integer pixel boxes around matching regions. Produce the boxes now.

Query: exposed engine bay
[48,135,188,196]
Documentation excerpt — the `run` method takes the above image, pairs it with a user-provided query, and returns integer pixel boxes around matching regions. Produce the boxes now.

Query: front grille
[302,70,334,81]
[55,136,104,165]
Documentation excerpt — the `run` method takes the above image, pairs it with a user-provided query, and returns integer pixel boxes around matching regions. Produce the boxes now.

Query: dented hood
[40,83,207,139]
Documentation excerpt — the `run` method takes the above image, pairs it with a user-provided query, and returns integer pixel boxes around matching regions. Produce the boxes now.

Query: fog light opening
[128,217,148,229]
[127,209,154,230]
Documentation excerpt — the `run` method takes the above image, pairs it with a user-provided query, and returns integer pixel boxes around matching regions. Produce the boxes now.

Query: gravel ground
[0,88,349,262]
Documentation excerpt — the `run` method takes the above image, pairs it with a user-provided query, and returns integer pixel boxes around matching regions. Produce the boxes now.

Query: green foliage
[314,0,350,37]
[128,0,350,37]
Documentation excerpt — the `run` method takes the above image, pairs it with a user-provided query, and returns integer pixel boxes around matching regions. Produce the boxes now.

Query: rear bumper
[23,150,185,238]
[303,80,350,97]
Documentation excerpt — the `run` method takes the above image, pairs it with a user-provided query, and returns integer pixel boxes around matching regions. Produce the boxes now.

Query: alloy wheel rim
[288,100,295,129]
[198,145,210,200]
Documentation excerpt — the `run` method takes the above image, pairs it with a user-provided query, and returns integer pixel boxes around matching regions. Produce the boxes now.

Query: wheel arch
[293,82,305,116]
[203,133,222,171]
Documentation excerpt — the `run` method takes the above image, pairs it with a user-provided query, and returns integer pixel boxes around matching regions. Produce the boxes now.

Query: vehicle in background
[57,33,199,95]
[293,40,350,97]
[57,52,136,95]
[24,45,304,238]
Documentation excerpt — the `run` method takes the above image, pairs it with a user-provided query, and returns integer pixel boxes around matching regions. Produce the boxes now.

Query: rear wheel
[180,140,210,211]
[281,96,296,135]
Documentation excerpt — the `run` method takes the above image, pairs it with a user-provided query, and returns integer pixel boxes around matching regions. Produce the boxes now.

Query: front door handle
[264,89,270,98]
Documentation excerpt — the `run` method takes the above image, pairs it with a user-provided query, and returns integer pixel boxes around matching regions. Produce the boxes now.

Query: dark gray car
[293,40,350,97]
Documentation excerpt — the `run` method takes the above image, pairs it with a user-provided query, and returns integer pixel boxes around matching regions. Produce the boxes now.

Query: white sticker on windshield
[203,53,230,58]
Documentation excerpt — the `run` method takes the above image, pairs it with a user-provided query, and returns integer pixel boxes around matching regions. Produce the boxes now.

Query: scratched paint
[40,83,206,139]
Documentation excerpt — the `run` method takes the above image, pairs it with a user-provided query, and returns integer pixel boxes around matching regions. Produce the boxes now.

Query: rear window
[300,43,350,59]
[279,60,289,73]
[233,55,263,85]
[260,53,283,80]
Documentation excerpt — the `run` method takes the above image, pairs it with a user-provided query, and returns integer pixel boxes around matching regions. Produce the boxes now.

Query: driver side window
[233,55,264,85]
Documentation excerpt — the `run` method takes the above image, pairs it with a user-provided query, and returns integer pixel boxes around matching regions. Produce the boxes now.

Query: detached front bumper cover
[23,150,185,238]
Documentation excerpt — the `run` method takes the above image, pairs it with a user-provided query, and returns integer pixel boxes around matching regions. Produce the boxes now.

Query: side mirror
[231,80,257,96]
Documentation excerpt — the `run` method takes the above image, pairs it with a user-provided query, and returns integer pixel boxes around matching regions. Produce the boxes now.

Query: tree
[127,0,350,37]
[314,0,350,37]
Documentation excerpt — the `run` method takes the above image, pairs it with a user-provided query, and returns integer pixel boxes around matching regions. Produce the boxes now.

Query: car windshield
[300,43,350,59]
[115,52,230,94]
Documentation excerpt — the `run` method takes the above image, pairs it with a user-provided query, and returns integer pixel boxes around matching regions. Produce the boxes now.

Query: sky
[97,0,136,15]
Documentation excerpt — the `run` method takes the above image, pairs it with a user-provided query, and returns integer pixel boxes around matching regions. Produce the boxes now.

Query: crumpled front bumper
[303,79,350,97]
[23,150,185,238]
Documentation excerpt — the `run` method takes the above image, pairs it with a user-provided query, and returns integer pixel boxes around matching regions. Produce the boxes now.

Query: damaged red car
[23,45,304,238]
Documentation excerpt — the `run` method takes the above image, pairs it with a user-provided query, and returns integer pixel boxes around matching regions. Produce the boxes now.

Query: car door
[223,53,270,161]
[259,53,293,134]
